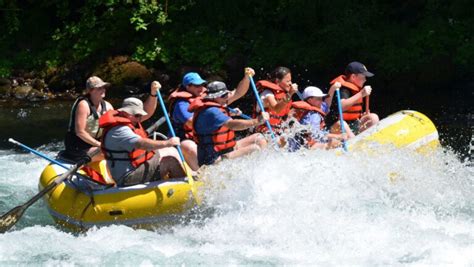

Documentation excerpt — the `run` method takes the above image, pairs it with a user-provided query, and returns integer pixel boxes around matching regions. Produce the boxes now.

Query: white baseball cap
[302,86,327,99]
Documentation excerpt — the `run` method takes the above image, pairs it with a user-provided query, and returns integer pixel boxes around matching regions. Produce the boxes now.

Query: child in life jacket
[325,61,379,134]
[289,86,354,151]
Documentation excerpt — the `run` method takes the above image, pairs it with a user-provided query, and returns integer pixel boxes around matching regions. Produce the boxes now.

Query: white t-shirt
[256,89,275,112]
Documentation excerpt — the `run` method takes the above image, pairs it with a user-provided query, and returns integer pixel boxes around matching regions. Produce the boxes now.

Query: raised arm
[142,81,161,121]
[227,67,255,105]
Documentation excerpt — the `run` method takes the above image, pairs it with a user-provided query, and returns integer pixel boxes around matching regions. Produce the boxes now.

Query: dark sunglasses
[219,92,229,99]
[134,114,143,118]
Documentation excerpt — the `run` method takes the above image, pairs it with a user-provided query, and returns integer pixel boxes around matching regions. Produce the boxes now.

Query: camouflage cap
[86,76,110,89]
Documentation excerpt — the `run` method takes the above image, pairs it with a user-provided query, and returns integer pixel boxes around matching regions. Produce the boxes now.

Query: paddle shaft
[154,88,197,199]
[146,116,166,135]
[248,76,276,140]
[227,107,251,120]
[335,89,348,152]
[28,162,83,207]
[155,91,187,164]
[295,91,304,101]
[9,138,71,170]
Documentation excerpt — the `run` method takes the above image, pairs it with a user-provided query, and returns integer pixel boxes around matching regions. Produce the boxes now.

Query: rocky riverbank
[0,55,193,102]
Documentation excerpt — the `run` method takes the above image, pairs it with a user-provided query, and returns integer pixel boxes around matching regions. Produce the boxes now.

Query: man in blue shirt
[190,81,269,166]
[169,68,256,169]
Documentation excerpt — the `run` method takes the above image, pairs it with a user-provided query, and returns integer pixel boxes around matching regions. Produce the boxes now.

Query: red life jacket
[189,98,236,153]
[253,80,292,133]
[330,75,363,121]
[168,89,196,140]
[99,110,155,168]
[291,101,326,130]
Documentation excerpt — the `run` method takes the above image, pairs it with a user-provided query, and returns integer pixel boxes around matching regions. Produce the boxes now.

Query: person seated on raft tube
[99,86,186,186]
[168,72,207,171]
[288,86,354,151]
[62,76,114,162]
[325,61,379,135]
[189,81,269,166]
[168,68,256,170]
[254,66,299,134]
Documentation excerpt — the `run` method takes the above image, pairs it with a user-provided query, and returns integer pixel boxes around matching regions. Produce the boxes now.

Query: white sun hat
[302,86,327,99]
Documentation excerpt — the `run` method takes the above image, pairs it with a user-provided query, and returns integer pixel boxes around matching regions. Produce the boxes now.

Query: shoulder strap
[67,95,90,132]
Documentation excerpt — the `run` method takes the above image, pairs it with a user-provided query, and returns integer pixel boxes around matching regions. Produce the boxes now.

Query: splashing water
[0,144,472,265]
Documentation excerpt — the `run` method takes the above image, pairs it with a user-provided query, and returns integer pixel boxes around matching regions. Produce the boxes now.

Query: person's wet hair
[269,66,291,82]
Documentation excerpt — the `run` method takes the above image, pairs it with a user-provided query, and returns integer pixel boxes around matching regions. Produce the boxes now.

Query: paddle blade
[0,205,26,233]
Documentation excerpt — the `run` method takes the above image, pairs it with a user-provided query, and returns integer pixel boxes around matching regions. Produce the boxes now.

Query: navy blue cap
[345,62,374,77]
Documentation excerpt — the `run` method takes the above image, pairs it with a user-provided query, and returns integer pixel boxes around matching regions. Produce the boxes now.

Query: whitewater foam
[0,145,472,265]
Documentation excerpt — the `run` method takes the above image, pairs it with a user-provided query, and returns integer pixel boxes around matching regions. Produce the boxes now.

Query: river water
[0,100,473,265]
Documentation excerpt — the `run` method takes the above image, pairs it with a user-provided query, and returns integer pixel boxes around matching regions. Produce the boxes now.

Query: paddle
[9,138,75,170]
[248,75,276,141]
[227,107,251,120]
[146,116,167,136]
[335,85,348,152]
[295,90,304,101]
[0,117,167,233]
[155,86,199,202]
[0,146,99,233]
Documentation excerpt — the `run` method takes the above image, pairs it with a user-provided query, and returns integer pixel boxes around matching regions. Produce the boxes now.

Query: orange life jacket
[99,110,155,168]
[330,75,363,121]
[253,80,292,133]
[79,165,115,186]
[168,89,196,140]
[189,98,236,153]
[291,101,327,147]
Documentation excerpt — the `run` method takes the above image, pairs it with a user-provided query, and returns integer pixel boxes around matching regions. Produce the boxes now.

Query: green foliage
[0,0,472,85]
[0,59,12,78]
[130,0,169,31]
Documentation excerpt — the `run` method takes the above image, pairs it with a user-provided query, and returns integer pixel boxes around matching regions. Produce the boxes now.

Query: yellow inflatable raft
[348,110,439,152]
[39,161,202,231]
[39,110,438,231]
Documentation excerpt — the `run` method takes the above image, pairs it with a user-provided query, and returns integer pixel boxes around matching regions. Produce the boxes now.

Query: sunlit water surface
[0,143,472,265]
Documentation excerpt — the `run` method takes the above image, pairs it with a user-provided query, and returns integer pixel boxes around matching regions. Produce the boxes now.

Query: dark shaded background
[0,0,472,159]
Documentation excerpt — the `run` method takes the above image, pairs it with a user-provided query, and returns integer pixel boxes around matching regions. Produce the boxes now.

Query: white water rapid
[0,143,472,265]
